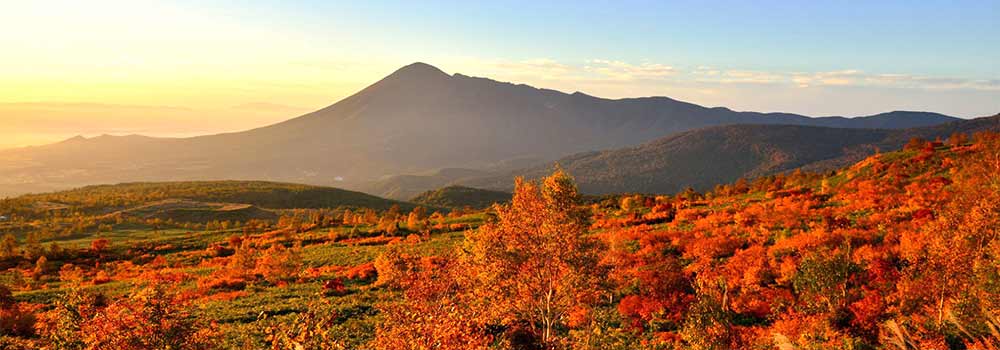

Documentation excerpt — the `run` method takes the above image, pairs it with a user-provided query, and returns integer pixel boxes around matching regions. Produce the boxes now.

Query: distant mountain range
[0,62,965,197]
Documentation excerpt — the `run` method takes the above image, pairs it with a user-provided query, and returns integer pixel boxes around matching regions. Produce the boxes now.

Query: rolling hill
[410,186,511,209]
[0,63,959,198]
[458,114,1000,194]
[116,199,279,224]
[10,181,417,213]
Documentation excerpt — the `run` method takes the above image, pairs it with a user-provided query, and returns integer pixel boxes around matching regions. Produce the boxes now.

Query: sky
[1,0,998,149]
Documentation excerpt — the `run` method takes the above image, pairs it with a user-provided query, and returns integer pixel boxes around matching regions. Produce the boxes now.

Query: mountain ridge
[451,114,1000,195]
[0,62,963,197]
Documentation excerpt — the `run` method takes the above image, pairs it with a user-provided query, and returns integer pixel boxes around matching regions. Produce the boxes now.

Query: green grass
[300,230,465,267]
[43,227,235,258]
[2,196,483,348]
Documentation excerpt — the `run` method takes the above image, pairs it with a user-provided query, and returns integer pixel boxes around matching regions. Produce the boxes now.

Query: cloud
[495,58,573,74]
[687,68,998,91]
[488,58,576,80]
[710,70,785,84]
[459,58,679,83]
[860,74,1000,90]
[584,60,676,80]
[450,58,998,115]
[578,59,999,91]
[460,57,998,91]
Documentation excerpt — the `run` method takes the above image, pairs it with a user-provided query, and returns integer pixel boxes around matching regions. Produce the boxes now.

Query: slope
[461,114,1000,195]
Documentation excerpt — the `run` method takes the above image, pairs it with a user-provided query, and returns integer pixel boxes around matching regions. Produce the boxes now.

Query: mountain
[792,110,959,129]
[457,114,1000,195]
[0,62,960,197]
[410,185,511,209]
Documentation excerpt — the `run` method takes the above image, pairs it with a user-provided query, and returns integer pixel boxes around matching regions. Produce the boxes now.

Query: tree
[620,195,639,212]
[792,248,857,315]
[372,258,491,350]
[33,256,48,280]
[261,299,351,350]
[385,205,401,222]
[462,170,605,347]
[59,264,86,286]
[256,243,303,284]
[91,238,110,254]
[77,286,218,350]
[23,232,43,260]
[905,137,928,151]
[0,284,38,337]
[948,132,969,147]
[379,219,399,236]
[406,206,427,230]
[1,234,17,258]
[429,211,445,229]
[361,209,378,225]
[341,209,354,226]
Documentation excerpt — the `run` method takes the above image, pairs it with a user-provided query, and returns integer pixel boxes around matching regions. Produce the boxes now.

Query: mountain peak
[389,62,449,79]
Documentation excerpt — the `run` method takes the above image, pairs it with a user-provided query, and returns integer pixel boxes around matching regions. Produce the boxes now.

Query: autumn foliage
[373,169,606,349]
[376,132,1000,349]
[2,132,1000,349]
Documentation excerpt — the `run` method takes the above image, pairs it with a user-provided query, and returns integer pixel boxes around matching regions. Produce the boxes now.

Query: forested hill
[6,181,417,212]
[460,114,1000,194]
[410,185,511,209]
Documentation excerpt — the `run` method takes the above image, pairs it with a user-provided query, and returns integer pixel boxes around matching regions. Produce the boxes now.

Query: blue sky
[1,0,997,148]
[269,0,999,76]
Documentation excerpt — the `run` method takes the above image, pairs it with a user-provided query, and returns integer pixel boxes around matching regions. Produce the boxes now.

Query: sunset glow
[2,0,998,149]
[3,2,1000,348]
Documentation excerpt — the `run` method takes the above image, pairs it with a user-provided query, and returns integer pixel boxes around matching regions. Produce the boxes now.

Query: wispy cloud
[456,58,677,83]
[859,74,1000,90]
[492,58,574,79]
[584,60,675,80]
[701,68,999,91]
[461,58,997,91]
[712,70,786,84]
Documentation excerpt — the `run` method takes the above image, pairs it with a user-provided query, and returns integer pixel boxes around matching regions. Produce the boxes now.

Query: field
[0,181,479,348]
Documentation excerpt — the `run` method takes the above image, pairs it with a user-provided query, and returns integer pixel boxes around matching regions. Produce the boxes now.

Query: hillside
[2,132,998,349]
[0,63,958,198]
[117,199,279,224]
[457,114,1000,194]
[8,181,416,213]
[410,186,511,209]
[364,168,494,201]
